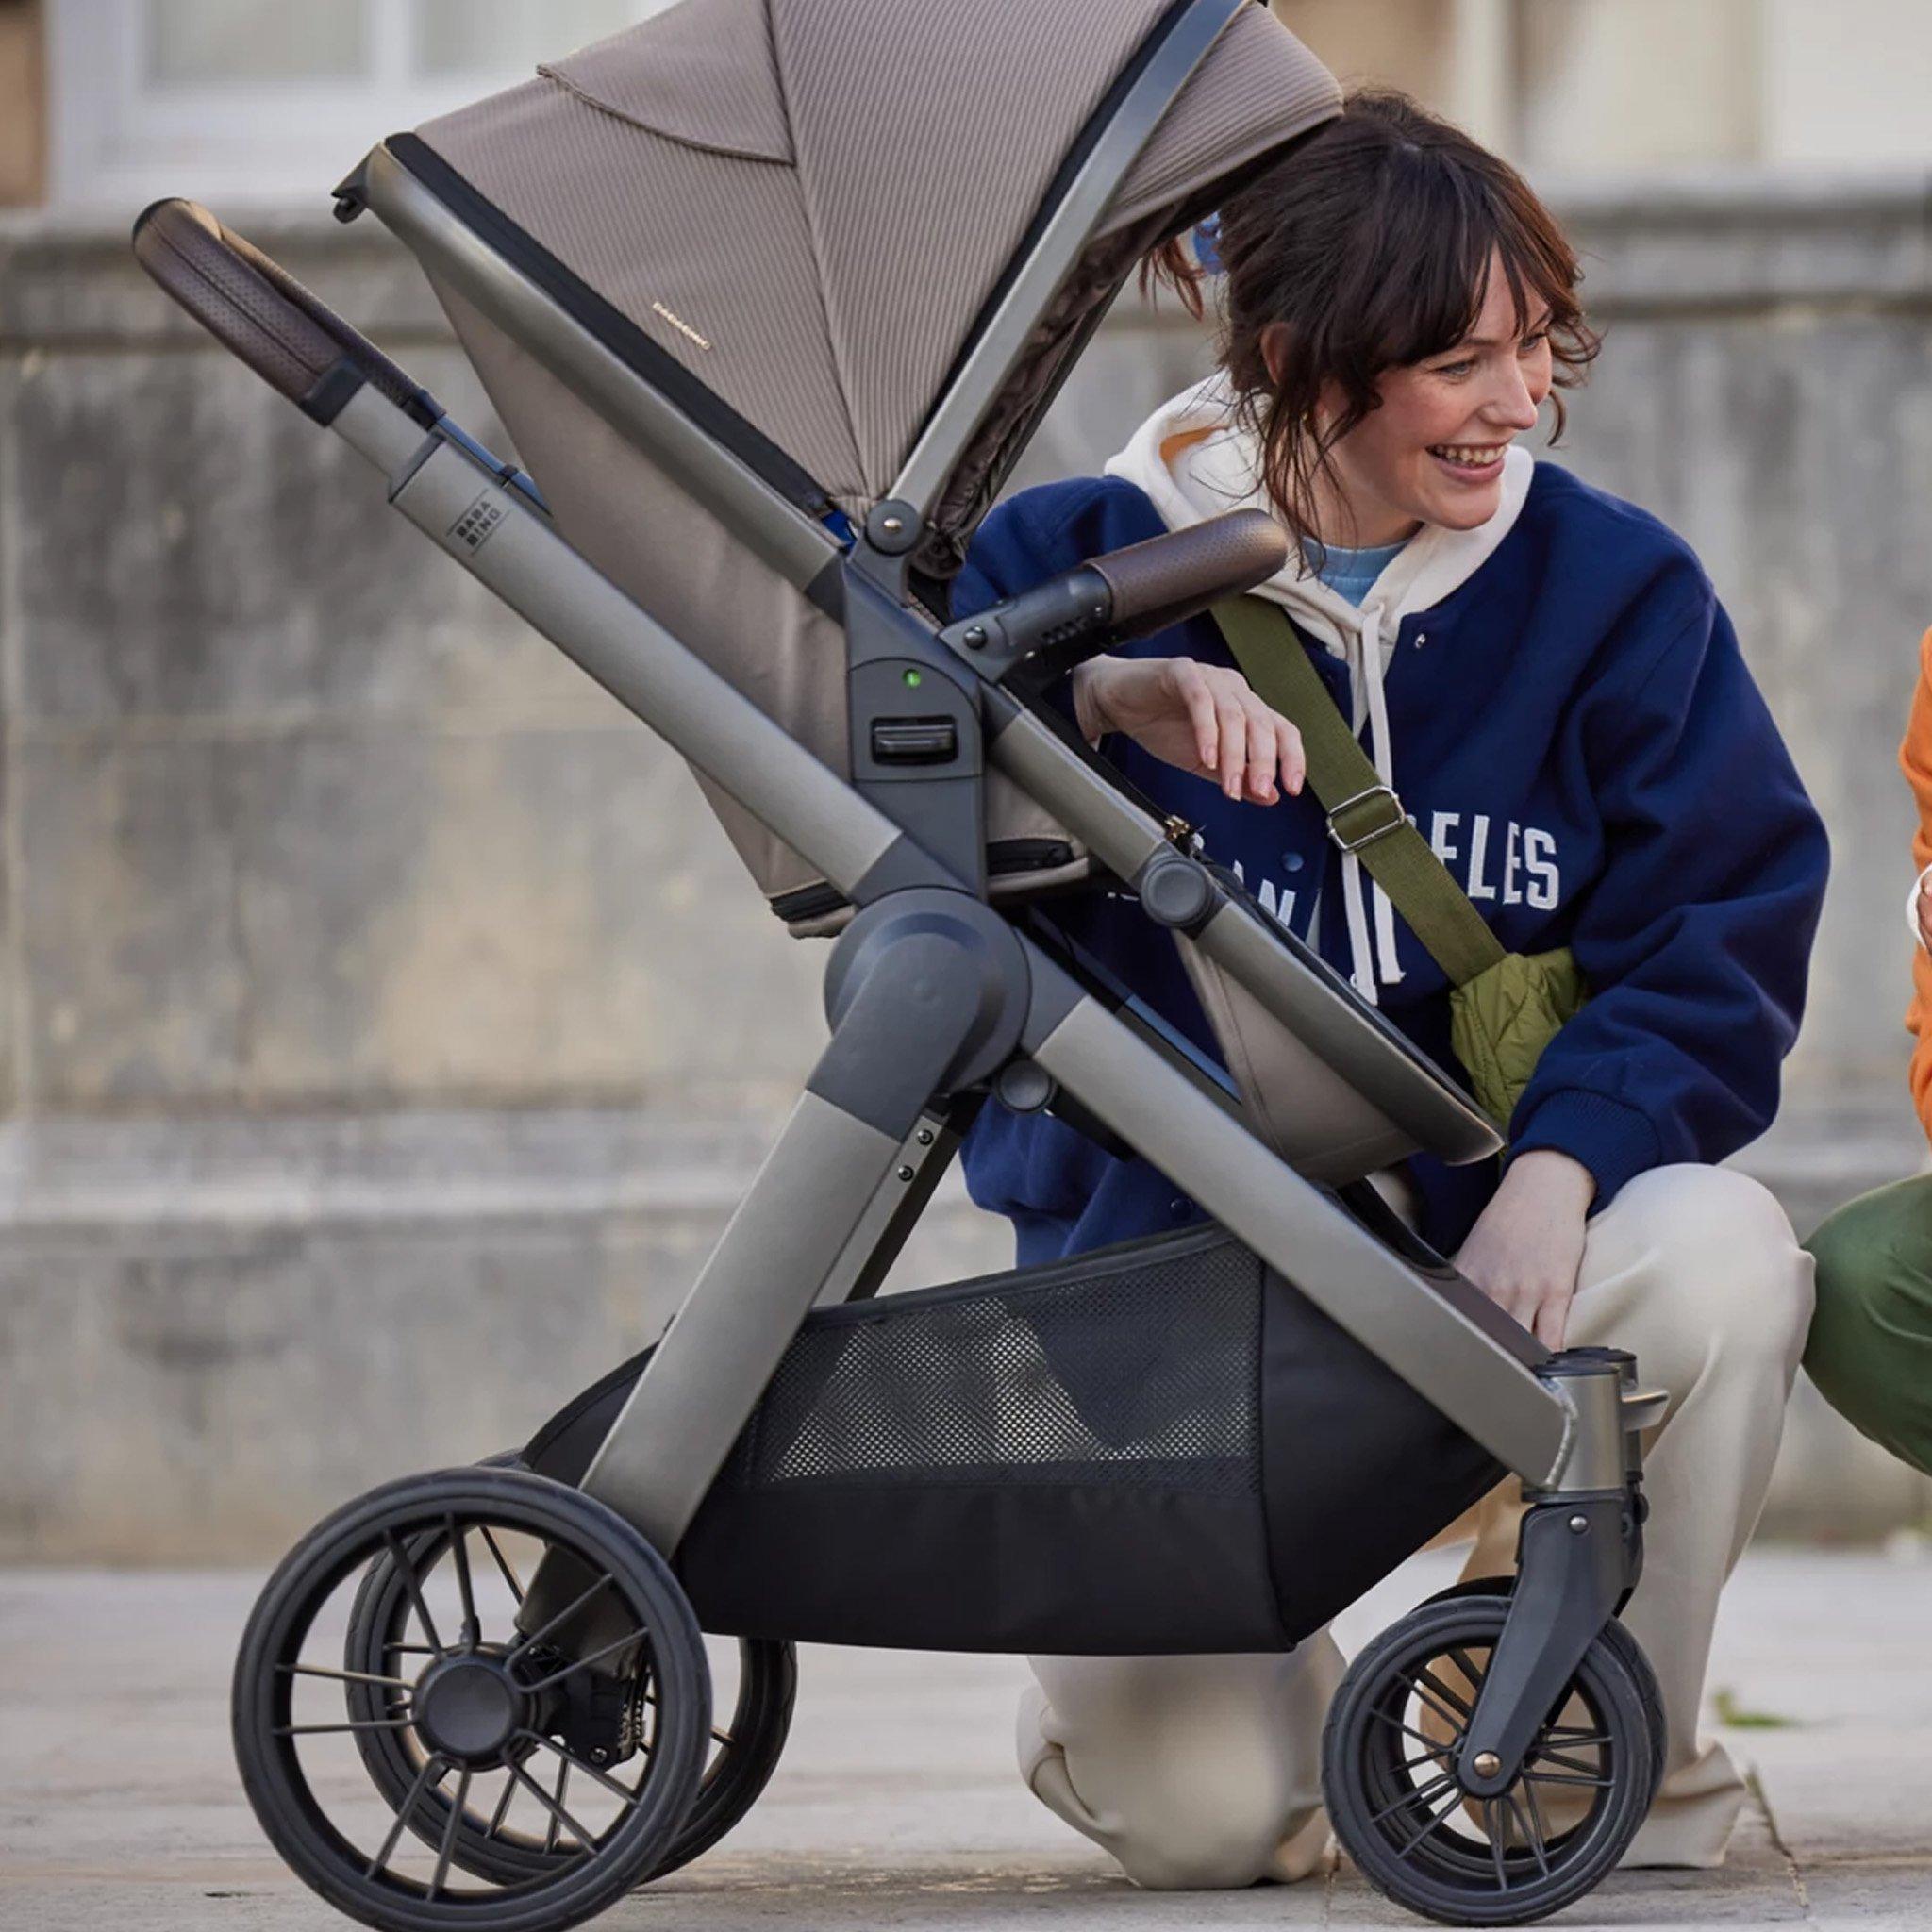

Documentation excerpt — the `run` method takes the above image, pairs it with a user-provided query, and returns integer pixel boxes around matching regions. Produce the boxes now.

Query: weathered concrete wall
[2,179,1928,1559]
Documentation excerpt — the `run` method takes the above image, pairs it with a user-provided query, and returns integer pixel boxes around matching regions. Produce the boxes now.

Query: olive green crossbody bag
[1210,597,1587,1126]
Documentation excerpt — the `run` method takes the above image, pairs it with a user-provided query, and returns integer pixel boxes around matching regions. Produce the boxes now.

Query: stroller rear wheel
[343,1452,796,1887]
[233,1466,709,1932]
[1323,1591,1660,1926]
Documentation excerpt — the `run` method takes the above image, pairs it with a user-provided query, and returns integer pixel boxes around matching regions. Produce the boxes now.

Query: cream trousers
[1017,1163,1813,1889]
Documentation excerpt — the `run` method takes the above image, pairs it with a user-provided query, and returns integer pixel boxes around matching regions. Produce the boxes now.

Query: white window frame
[43,0,649,212]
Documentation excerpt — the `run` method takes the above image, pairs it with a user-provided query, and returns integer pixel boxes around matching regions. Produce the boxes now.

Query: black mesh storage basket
[526,1224,1502,1655]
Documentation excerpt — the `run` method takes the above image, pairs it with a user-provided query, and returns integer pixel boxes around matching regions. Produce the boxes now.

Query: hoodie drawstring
[1339,605,1407,1003]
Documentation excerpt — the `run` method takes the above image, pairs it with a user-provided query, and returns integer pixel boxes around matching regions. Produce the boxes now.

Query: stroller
[133,3,1672,1925]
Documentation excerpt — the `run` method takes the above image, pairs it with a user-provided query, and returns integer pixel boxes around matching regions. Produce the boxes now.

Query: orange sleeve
[1902,628,1932,1143]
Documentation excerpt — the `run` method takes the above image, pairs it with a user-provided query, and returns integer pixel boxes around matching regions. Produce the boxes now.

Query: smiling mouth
[1428,441,1507,474]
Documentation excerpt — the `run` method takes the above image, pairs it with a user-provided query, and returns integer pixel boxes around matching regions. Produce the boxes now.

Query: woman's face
[1274,254,1556,546]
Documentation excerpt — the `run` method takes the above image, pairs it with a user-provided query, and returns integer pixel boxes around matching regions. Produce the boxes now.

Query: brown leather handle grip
[132,198,431,425]
[1087,508,1288,640]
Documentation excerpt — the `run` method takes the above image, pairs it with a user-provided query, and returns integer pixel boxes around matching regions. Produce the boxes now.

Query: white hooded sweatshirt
[1104,372,1535,1005]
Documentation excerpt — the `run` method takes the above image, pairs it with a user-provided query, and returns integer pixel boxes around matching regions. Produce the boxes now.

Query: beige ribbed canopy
[416,0,1339,523]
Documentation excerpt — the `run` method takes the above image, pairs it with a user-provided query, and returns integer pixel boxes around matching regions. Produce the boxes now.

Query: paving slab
[1,1546,1926,1929]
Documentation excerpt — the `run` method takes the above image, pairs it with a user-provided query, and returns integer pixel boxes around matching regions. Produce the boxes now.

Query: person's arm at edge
[1899,627,1932,1142]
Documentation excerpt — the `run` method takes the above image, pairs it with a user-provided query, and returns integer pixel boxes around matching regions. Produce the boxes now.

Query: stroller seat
[331,8,1496,1187]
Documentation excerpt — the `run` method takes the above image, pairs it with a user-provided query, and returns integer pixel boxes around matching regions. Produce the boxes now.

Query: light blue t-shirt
[1302,535,1410,607]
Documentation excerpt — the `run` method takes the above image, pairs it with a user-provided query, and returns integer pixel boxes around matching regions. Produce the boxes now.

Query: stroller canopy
[413,0,1339,568]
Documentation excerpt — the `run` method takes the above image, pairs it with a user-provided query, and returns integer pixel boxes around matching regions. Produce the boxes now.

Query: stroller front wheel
[233,1465,710,1932]
[1322,1591,1660,1926]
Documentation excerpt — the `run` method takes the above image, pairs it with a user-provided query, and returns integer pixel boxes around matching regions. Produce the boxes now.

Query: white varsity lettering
[1503,821,1523,906]
[1523,827,1559,909]
[1466,814,1498,901]
[1429,811,1460,866]
[1233,858,1295,929]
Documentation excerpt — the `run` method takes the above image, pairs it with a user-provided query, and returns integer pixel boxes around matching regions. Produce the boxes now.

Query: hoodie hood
[1105,373,1534,1003]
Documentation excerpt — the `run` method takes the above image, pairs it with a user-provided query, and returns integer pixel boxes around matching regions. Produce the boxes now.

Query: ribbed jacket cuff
[1509,1089,1660,1213]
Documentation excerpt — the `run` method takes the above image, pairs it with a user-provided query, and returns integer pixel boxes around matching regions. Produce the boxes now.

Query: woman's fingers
[1144,659,1302,804]
[1276,716,1307,798]
[1174,663,1220,774]
[1216,696,1249,799]
[1239,697,1305,803]
[1242,698,1279,803]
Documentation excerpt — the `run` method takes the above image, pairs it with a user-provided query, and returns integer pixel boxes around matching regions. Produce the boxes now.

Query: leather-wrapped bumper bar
[131,198,437,429]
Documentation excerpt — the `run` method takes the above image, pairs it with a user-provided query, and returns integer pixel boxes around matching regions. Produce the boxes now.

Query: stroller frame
[134,4,1673,1921]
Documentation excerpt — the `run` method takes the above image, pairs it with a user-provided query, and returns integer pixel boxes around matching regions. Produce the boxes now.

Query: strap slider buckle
[1326,783,1406,855]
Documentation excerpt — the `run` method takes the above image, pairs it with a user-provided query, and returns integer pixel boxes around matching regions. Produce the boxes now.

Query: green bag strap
[1209,595,1506,988]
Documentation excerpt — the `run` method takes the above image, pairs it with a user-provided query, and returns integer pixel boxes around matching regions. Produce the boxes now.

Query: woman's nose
[1485,362,1543,433]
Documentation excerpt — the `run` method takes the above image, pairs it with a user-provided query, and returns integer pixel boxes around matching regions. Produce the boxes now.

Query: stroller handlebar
[132,198,438,431]
[1089,508,1289,641]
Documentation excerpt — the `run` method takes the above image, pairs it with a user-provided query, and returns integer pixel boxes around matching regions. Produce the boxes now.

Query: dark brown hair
[1146,89,1599,552]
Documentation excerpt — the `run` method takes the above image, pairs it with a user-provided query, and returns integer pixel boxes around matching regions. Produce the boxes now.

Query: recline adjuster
[1326,783,1406,855]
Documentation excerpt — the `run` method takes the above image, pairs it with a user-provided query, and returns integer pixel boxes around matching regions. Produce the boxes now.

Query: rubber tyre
[234,1466,710,1932]
[1324,1591,1657,1926]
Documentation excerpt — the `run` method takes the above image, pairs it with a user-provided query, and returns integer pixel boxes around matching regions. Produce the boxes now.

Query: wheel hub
[412,1652,529,1767]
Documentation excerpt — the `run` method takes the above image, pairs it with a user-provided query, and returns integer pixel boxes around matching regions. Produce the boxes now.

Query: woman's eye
[1520,330,1549,354]
[1433,358,1477,378]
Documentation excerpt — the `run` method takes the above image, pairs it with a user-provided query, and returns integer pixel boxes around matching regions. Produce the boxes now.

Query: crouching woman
[954,92,1827,1886]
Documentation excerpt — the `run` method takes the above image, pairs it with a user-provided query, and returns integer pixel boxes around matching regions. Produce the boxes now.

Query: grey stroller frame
[134,4,1672,1926]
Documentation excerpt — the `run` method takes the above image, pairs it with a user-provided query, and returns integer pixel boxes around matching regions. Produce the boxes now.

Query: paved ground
[1,1545,1927,1930]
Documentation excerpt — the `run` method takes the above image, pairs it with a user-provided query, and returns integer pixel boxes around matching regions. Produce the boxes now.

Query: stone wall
[1,177,1928,1559]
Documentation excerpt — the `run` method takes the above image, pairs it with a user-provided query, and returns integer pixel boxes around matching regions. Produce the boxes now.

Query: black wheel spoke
[364,1753,449,1880]
[384,1531,444,1657]
[542,1760,570,1856]
[1397,1745,1452,1774]
[1538,1745,1609,1776]
[278,1662,410,1690]
[480,1527,525,1606]
[523,1730,648,1809]
[1417,1665,1474,1720]
[1371,1707,1456,1754]
[1544,1727,1612,1748]
[1511,1790,1551,1877]
[1392,1784,1467,1860]
[448,1517,480,1652]
[510,1571,617,1658]
[1367,1771,1457,1831]
[275,1718,416,1737]
[1445,1646,1488,1690]
[506,1755,600,1849]
[1524,1768,1613,1790]
[1486,1801,1509,1890]
[1407,1678,1470,1737]
[485,1772,518,1840]
[427,1765,473,1898]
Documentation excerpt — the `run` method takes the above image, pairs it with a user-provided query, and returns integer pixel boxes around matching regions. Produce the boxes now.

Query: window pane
[413,0,649,78]
[147,0,370,85]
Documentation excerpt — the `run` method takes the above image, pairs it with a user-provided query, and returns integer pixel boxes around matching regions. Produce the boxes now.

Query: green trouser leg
[1802,1174,1932,1478]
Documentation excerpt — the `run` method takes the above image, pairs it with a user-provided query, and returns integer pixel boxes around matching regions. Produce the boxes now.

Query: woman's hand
[1072,655,1306,805]
[1450,1148,1596,1348]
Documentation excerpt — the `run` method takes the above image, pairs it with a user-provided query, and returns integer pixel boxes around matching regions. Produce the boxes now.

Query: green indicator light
[903,669,924,688]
